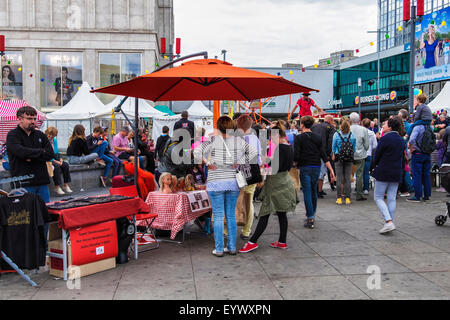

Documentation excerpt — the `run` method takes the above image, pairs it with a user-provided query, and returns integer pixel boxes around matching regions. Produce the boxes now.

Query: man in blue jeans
[407,124,431,202]
[87,126,113,187]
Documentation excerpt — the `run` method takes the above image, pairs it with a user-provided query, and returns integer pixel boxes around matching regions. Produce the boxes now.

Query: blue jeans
[363,156,372,191]
[374,180,399,222]
[411,152,431,199]
[68,153,99,165]
[93,141,113,177]
[406,120,431,137]
[300,166,321,219]
[209,190,240,253]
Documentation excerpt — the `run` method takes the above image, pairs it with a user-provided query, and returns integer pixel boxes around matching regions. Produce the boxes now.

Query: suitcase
[112,175,134,188]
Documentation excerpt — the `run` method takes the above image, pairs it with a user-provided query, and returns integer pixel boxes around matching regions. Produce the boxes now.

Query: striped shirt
[193,135,258,191]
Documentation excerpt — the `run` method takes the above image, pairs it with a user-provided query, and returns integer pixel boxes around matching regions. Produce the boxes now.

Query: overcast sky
[173,0,379,68]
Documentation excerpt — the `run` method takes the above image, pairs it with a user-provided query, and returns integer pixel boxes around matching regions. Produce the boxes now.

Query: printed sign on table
[184,191,211,213]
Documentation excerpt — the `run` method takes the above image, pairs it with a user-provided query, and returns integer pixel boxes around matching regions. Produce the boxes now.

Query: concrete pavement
[2,186,450,300]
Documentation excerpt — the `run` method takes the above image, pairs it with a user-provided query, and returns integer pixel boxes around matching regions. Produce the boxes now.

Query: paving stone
[196,277,282,300]
[307,240,382,257]
[347,273,450,300]
[418,272,450,293]
[114,279,196,300]
[257,256,340,278]
[387,253,450,273]
[272,276,370,300]
[366,239,444,255]
[325,255,413,275]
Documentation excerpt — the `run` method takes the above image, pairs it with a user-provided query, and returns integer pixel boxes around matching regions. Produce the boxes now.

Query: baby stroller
[435,164,450,226]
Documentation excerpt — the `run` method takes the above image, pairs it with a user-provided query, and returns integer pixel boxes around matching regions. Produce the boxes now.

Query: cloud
[173,0,378,67]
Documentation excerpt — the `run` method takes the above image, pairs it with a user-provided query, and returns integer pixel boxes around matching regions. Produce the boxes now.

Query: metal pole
[358,77,362,118]
[377,46,381,122]
[134,97,139,260]
[169,44,173,112]
[409,5,417,115]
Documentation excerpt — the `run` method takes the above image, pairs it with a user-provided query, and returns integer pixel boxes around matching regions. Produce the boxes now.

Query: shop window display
[99,53,141,104]
[1,52,23,100]
[39,52,82,110]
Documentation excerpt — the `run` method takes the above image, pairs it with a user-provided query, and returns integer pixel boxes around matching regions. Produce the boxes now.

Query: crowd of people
[1,91,445,258]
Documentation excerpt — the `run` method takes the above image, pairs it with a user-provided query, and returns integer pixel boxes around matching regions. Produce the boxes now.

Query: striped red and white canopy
[0,100,46,144]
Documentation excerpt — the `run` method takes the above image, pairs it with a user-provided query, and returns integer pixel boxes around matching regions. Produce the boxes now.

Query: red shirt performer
[289,92,324,120]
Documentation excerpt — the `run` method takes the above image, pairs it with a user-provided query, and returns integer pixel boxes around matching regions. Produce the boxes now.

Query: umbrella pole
[133,97,139,260]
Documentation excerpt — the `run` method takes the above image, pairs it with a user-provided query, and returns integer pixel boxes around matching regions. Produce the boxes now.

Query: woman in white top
[193,116,257,257]
[362,118,378,195]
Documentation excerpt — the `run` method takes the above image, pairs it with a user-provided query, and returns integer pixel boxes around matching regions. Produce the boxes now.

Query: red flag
[403,0,411,21]
[176,38,181,55]
[416,0,424,16]
[0,35,4,52]
[160,37,166,54]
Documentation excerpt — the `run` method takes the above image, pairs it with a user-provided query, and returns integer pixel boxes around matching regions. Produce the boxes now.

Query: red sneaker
[239,242,258,253]
[270,241,288,250]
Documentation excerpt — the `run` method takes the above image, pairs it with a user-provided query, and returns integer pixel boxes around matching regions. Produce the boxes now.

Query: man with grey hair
[349,112,369,201]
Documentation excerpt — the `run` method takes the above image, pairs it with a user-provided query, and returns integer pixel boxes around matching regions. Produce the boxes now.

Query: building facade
[0,0,173,112]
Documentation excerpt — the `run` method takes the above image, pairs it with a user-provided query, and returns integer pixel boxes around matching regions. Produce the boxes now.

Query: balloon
[289,70,293,75]
[370,42,374,46]
[314,64,318,68]
[145,70,149,73]
[414,88,421,96]
[18,67,22,71]
[442,21,446,26]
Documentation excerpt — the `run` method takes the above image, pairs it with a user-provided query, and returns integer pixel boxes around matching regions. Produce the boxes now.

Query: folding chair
[109,186,159,252]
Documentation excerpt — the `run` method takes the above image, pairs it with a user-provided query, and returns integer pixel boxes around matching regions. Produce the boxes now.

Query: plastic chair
[109,186,159,252]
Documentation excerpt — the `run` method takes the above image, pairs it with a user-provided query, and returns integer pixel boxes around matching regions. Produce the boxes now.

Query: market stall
[0,100,46,144]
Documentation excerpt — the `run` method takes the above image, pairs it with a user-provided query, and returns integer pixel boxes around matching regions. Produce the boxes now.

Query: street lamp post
[358,77,362,118]
[403,0,424,114]
[368,29,388,122]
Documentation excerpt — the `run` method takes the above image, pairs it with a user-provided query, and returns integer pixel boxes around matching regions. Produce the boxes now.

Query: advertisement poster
[415,6,450,84]
[40,52,83,108]
[1,52,23,100]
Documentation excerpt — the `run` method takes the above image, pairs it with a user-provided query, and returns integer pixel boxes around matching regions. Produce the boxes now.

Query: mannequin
[184,174,196,192]
[159,172,173,194]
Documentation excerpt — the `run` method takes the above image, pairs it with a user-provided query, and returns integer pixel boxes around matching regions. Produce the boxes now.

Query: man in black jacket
[173,110,195,144]
[311,115,336,197]
[7,106,55,249]
[6,106,55,202]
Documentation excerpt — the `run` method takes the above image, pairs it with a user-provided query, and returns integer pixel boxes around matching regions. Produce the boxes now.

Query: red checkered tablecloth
[145,191,211,239]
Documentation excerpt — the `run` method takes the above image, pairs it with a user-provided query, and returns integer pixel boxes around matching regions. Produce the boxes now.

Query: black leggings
[250,212,288,244]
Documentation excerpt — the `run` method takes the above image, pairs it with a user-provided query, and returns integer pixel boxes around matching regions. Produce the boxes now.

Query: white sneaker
[55,186,65,195]
[363,190,369,195]
[379,222,396,234]
[400,192,410,197]
[63,185,73,193]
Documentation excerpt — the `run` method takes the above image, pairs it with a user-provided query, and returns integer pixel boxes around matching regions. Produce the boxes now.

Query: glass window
[39,52,83,110]
[99,53,141,103]
[1,52,23,100]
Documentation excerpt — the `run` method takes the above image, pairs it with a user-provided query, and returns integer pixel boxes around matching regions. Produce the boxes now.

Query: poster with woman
[415,7,450,84]
[1,52,23,100]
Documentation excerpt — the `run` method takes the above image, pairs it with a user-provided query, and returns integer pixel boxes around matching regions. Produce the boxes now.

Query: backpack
[336,132,354,162]
[419,125,436,154]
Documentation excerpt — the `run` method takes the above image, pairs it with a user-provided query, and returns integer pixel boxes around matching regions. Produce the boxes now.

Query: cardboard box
[48,239,116,280]
[47,222,117,280]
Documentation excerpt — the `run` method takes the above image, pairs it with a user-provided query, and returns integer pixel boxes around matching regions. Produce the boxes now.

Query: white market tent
[152,101,214,142]
[429,81,450,113]
[46,81,105,120]
[44,81,107,150]
[95,95,167,120]
[186,100,213,117]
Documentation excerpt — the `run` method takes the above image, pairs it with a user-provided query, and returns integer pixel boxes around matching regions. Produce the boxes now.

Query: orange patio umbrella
[91,58,319,102]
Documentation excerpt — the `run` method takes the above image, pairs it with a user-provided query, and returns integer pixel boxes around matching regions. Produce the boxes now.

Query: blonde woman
[420,24,439,69]
[45,126,72,195]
